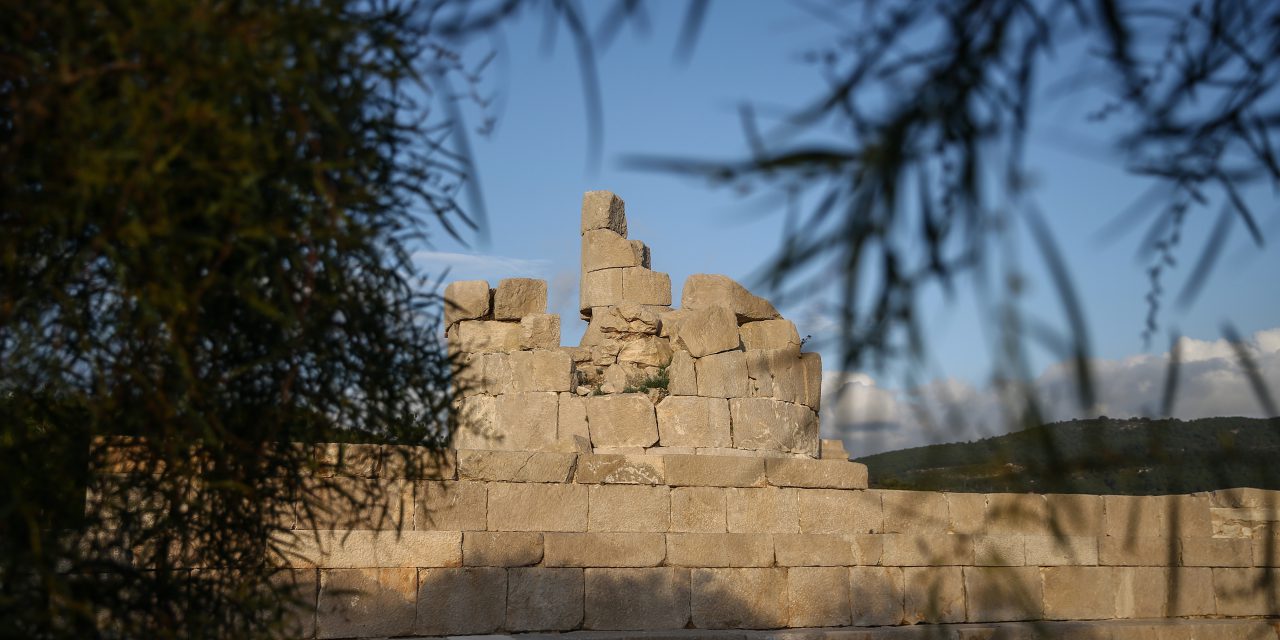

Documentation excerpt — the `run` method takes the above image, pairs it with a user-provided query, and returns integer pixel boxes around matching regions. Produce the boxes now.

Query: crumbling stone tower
[444,190,845,461]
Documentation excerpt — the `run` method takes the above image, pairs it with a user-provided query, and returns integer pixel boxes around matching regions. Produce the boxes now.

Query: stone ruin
[444,190,842,461]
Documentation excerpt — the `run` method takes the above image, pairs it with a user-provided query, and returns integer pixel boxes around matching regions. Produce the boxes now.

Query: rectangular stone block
[585,393,658,448]
[1213,567,1277,616]
[1099,535,1177,566]
[415,567,506,635]
[1179,536,1252,567]
[674,306,739,357]
[463,531,543,567]
[881,533,973,566]
[1023,535,1098,566]
[904,566,966,623]
[666,533,773,567]
[457,450,575,483]
[449,320,523,353]
[745,348,806,403]
[508,349,573,392]
[774,534,855,566]
[583,228,645,272]
[275,530,461,569]
[588,484,670,532]
[573,453,665,484]
[520,313,561,350]
[726,487,799,533]
[555,393,592,452]
[730,398,819,457]
[849,566,905,626]
[695,350,749,398]
[853,534,885,566]
[451,394,498,450]
[415,480,487,531]
[656,395,731,448]
[667,350,697,395]
[692,568,788,629]
[880,489,951,533]
[492,391,559,451]
[796,488,883,534]
[1253,536,1279,567]
[1104,494,1165,538]
[621,267,671,306]
[487,482,588,532]
[1211,487,1280,508]
[789,566,852,627]
[820,438,849,461]
[444,279,490,326]
[378,445,456,480]
[766,458,868,489]
[312,443,381,478]
[272,569,318,639]
[581,190,627,235]
[1044,493,1105,537]
[671,486,728,533]
[985,493,1049,535]
[1116,566,1216,618]
[318,568,416,639]
[300,477,413,530]
[1042,566,1116,620]
[974,535,1026,566]
[740,319,802,353]
[947,492,987,535]
[964,566,1043,622]
[800,352,822,411]
[581,268,624,310]
[507,567,584,632]
[454,352,512,397]
[664,454,765,488]
[494,277,546,320]
[584,567,690,630]
[544,532,666,567]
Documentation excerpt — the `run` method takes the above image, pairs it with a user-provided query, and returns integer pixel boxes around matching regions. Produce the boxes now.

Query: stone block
[450,319,526,355]
[272,569,318,639]
[520,313,561,350]
[849,566,905,626]
[656,396,731,449]
[452,394,498,450]
[299,477,413,530]
[583,228,645,272]
[985,493,1049,535]
[730,398,819,457]
[668,350,697,395]
[1023,535,1097,566]
[1104,495,1165,539]
[443,279,490,326]
[1213,567,1278,616]
[664,454,765,488]
[615,334,673,368]
[820,438,849,461]
[492,391,559,451]
[800,352,823,410]
[592,303,661,335]
[1211,487,1280,509]
[1253,536,1279,567]
[740,319,802,353]
[508,349,574,392]
[585,393,658,448]
[621,267,672,306]
[544,532,666,567]
[1116,566,1216,618]
[947,492,987,535]
[691,568,788,629]
[582,190,627,235]
[415,567,506,636]
[506,567,584,632]
[726,487,799,533]
[454,352,512,396]
[463,531,543,567]
[796,488,883,534]
[1178,537,1251,567]
[588,484,670,532]
[415,480,487,531]
[494,278,547,320]
[881,533,973,566]
[274,530,461,569]
[789,566,852,627]
[774,534,855,566]
[556,393,592,452]
[671,486,728,533]
[974,535,1026,566]
[1099,535,1177,566]
[312,443,381,478]
[317,568,416,639]
[745,348,806,403]
[581,268,624,311]
[456,450,576,483]
[880,489,952,534]
[1044,493,1105,537]
[1042,566,1116,620]
[381,445,458,481]
[573,453,665,484]
[963,566,1043,622]
[674,306,740,357]
[682,274,780,322]
[666,533,773,567]
[487,482,587,532]
[584,567,690,630]
[904,566,966,623]
[852,534,885,566]
[695,350,749,398]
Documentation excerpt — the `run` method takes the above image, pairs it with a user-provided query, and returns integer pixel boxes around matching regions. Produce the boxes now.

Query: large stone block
[675,307,740,357]
[726,487,799,533]
[1023,535,1097,566]
[299,477,413,530]
[1116,566,1216,618]
[800,352,822,410]
[452,394,498,451]
[904,566,966,623]
[1104,494,1166,539]
[745,348,806,403]
[984,493,1049,535]
[666,533,773,567]
[1099,535,1177,566]
[1042,566,1116,620]
[544,532,666,567]
[584,567,690,630]
[487,482,588,532]
[414,480,487,531]
[974,535,1026,566]
[671,486,728,533]
[312,442,381,478]
[664,454,765,488]
[730,398,819,457]
[585,393,658,448]
[508,349,573,392]
[581,190,627,235]
[317,568,416,639]
[768,458,867,489]
[415,567,506,636]
[740,319,802,353]
[454,352,512,396]
[820,438,849,461]
[1213,567,1278,616]
[588,484,670,532]
[774,534,855,566]
[947,492,987,535]
[274,530,461,569]
[796,488,883,534]
[573,453,665,484]
[506,568,584,632]
[378,445,457,481]
[621,267,671,306]
[463,531,543,567]
[788,566,852,628]
[583,228,646,272]
[656,396,731,448]
[881,533,973,566]
[880,489,951,533]
[456,450,576,483]
[1044,493,1105,537]
[682,274,780,322]
[849,566,905,626]
[489,391,559,451]
[272,569,318,639]
[449,320,523,353]
[556,393,592,453]
[963,566,1043,622]
[615,334,673,368]
[695,350,749,398]
[667,350,697,395]
[444,279,490,326]
[520,313,561,350]
[691,568,788,629]
[581,268,624,311]
[494,278,547,320]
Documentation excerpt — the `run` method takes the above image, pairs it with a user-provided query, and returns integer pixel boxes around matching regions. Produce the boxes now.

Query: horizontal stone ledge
[764,458,868,489]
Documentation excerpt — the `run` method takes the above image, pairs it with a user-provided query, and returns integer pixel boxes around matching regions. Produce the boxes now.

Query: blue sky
[418,2,1279,453]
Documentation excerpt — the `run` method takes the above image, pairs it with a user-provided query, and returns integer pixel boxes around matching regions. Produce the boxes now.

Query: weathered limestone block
[573,453,665,484]
[1211,487,1280,509]
[774,533,856,566]
[272,569,318,639]
[508,349,573,393]
[487,482,587,532]
[317,568,416,639]
[695,350,749,398]
[1099,535,1175,566]
[850,566,905,626]
[414,480,487,531]
[616,334,673,368]
[729,397,819,457]
[881,533,974,566]
[449,320,523,354]
[788,566,852,627]
[1044,493,1105,536]
[691,568,788,629]
[740,318,802,353]
[456,450,576,483]
[584,567,690,630]
[670,486,728,533]
[599,362,636,394]
[656,396,731,448]
[1252,536,1279,567]
[766,458,868,489]
[300,477,414,530]
[667,350,697,395]
[974,535,1027,566]
[583,228,645,271]
[852,534,885,566]
[881,489,951,533]
[800,351,822,410]
[1213,567,1278,616]
[592,303,661,335]
[820,438,849,461]
[658,308,689,341]
[963,566,1044,622]
[444,279,491,326]
[947,492,987,535]
[544,532,666,567]
[581,190,627,235]
[452,394,497,450]
[745,348,806,403]
[380,445,456,480]
[985,493,1049,535]
[519,313,561,350]
[454,352,512,396]
[726,487,799,534]
[1042,566,1116,620]
[555,393,592,452]
[904,566,966,624]
[675,307,740,357]
[494,278,547,320]
[506,568,584,632]
[588,484,670,532]
[274,530,461,569]
[580,268,624,311]
[796,488,883,534]
[621,267,671,306]
[463,531,543,567]
[492,392,558,451]
[682,274,780,322]
[585,393,658,448]
[664,454,765,488]
[1023,535,1098,566]
[415,567,506,636]
[666,533,773,567]
[1116,566,1216,618]
[312,442,381,478]
[1103,494,1165,538]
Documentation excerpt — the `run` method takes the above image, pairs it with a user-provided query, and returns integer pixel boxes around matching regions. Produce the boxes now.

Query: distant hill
[855,417,1280,494]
